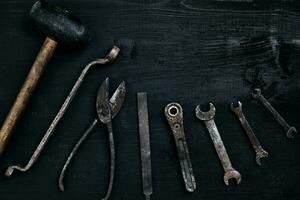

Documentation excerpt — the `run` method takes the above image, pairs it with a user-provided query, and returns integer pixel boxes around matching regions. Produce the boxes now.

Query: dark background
[0,0,299,200]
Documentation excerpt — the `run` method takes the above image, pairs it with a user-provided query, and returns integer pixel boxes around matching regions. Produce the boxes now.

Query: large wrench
[231,101,268,166]
[252,88,297,138]
[165,103,196,192]
[195,103,241,185]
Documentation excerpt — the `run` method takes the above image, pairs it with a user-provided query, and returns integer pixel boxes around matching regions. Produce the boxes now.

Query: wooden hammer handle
[0,37,57,155]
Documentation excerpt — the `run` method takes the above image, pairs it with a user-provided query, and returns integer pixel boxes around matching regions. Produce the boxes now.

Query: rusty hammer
[0,1,89,155]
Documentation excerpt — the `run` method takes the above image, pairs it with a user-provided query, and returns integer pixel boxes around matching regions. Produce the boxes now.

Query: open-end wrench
[165,103,196,192]
[252,88,297,138]
[195,103,241,185]
[231,101,268,166]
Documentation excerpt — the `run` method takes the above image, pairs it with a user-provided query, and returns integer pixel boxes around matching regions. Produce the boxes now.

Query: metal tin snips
[58,77,126,200]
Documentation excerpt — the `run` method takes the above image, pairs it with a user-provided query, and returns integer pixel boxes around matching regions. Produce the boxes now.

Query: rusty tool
[165,103,196,192]
[231,101,268,166]
[252,88,297,138]
[195,103,241,185]
[5,47,120,177]
[137,93,153,200]
[0,0,89,155]
[58,78,126,200]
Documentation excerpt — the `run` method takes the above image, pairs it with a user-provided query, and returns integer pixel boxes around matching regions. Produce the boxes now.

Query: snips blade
[109,81,126,119]
[96,78,126,123]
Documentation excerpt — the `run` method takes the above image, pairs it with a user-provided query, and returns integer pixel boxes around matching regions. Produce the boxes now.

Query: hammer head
[29,1,89,46]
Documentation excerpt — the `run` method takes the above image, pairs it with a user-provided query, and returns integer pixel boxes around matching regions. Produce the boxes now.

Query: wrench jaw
[223,169,242,185]
[286,127,297,139]
[165,103,184,133]
[230,101,242,114]
[165,103,182,118]
[195,103,216,121]
[255,149,269,166]
[252,88,262,99]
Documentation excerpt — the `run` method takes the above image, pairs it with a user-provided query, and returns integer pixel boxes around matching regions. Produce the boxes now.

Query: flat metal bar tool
[137,93,153,200]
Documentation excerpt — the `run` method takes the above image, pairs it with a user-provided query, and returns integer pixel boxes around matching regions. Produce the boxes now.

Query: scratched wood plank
[0,0,299,200]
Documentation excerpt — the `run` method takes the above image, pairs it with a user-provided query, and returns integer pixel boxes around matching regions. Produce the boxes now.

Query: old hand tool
[0,0,89,155]
[231,101,268,166]
[195,103,241,185]
[5,47,120,177]
[252,88,297,138]
[165,103,196,192]
[137,93,153,200]
[59,78,126,200]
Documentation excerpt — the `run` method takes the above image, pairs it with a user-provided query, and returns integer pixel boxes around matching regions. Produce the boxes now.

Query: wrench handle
[205,120,233,172]
[236,114,263,152]
[257,95,291,131]
[175,138,196,192]
[0,37,57,155]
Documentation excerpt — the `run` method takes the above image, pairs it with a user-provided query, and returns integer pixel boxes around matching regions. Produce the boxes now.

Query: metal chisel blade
[137,93,153,200]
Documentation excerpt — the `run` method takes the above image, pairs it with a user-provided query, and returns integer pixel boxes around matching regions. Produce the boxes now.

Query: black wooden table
[0,0,299,200]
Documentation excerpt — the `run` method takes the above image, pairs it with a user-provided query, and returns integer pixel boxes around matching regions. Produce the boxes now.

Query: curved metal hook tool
[5,46,120,177]
[164,103,196,192]
[59,78,126,200]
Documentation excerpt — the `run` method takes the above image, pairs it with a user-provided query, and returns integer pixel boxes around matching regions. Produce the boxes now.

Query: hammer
[0,1,89,155]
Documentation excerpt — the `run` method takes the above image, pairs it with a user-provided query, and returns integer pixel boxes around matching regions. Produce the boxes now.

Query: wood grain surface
[0,0,299,200]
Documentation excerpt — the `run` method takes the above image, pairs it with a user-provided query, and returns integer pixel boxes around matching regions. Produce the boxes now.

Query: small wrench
[231,101,268,166]
[195,103,241,185]
[252,88,297,138]
[165,103,196,192]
